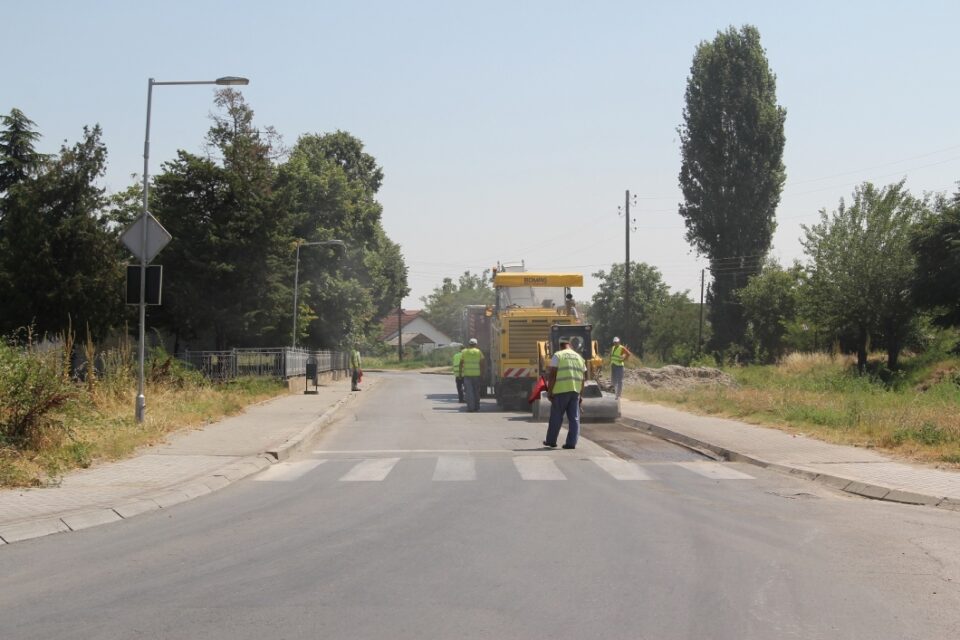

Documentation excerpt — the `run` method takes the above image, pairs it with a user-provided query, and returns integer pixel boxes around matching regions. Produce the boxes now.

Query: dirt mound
[601,365,737,392]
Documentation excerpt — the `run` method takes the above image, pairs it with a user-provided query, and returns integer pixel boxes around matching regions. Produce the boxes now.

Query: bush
[892,422,956,447]
[0,342,74,447]
[147,346,206,388]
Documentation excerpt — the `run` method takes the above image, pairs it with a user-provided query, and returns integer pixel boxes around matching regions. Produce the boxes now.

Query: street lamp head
[215,76,250,86]
[301,239,346,248]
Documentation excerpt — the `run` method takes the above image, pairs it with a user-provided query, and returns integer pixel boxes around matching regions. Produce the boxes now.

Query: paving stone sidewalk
[0,379,359,544]
[620,399,960,511]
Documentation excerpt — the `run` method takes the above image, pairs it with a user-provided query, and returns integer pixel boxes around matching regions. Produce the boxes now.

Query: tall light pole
[624,189,631,336]
[292,240,346,349]
[136,76,249,424]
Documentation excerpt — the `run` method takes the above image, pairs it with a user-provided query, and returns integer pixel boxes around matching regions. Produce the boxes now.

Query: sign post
[120,210,172,423]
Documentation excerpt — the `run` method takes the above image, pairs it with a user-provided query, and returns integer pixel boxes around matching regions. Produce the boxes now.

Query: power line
[786,143,960,187]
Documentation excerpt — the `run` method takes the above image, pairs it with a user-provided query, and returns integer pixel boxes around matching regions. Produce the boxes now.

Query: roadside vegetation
[0,335,286,488]
[625,333,960,467]
[363,345,456,371]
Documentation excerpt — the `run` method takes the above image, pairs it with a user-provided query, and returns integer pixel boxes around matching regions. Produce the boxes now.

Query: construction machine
[482,265,619,421]
[487,269,580,409]
[530,323,620,422]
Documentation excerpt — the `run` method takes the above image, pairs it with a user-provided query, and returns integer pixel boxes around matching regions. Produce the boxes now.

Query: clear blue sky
[5,1,959,308]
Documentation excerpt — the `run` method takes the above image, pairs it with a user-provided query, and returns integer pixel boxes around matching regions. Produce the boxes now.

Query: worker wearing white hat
[459,338,485,412]
[609,337,632,399]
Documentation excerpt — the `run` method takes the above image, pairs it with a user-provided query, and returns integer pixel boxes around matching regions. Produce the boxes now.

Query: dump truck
[483,267,619,421]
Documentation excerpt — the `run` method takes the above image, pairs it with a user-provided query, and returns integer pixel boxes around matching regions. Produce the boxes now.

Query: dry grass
[776,351,853,375]
[0,376,288,487]
[626,349,960,467]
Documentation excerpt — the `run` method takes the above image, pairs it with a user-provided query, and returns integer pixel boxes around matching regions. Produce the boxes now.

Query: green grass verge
[625,350,960,466]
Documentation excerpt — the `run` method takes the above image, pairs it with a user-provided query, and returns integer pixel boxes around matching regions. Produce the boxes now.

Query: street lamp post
[136,76,249,424]
[292,240,346,349]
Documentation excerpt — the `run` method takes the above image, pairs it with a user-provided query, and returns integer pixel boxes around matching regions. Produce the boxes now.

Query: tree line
[420,25,960,372]
[676,25,959,370]
[0,91,408,350]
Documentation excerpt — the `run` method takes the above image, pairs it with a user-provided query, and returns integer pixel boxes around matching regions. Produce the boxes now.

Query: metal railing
[178,347,349,381]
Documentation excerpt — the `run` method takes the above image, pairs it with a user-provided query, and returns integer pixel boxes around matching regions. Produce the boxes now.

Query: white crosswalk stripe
[340,457,400,482]
[674,461,755,480]
[254,460,326,482]
[251,455,756,484]
[433,456,477,481]
[590,457,652,480]
[513,456,566,480]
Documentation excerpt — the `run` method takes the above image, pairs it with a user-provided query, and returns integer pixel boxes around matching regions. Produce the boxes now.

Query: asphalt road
[1,371,959,639]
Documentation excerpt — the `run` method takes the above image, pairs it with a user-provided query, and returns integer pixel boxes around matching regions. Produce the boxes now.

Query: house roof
[384,332,435,347]
[379,309,423,340]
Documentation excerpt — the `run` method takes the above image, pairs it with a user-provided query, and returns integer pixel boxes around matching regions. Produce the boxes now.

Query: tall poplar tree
[678,25,786,355]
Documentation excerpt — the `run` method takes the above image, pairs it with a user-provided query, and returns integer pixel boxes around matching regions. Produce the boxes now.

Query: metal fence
[178,347,349,381]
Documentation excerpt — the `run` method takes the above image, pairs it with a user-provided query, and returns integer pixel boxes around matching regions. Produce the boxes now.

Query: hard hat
[613,336,620,343]
[469,338,478,345]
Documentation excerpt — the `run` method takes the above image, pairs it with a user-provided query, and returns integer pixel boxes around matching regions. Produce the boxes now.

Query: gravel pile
[599,365,737,392]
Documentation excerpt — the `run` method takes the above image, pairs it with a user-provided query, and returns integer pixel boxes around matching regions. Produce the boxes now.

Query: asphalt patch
[581,422,707,463]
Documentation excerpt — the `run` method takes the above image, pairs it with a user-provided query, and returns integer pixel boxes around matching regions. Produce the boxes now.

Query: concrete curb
[266,383,366,461]
[619,416,958,511]
[0,386,363,546]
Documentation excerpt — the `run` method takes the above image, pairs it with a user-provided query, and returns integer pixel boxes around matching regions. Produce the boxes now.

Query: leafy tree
[738,260,802,362]
[152,89,290,349]
[420,271,494,340]
[278,131,408,347]
[0,125,124,339]
[802,181,926,371]
[678,25,787,354]
[911,189,960,328]
[590,262,670,357]
[648,291,701,364]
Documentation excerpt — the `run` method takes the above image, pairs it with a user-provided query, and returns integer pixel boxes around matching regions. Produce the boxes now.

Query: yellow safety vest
[461,348,483,377]
[611,344,626,367]
[452,351,463,375]
[350,350,361,368]
[553,348,585,394]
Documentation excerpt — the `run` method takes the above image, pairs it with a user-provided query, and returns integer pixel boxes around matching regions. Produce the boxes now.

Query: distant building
[380,309,453,354]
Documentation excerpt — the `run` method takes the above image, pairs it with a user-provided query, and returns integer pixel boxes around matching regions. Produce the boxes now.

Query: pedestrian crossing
[254,455,755,484]
[253,460,326,482]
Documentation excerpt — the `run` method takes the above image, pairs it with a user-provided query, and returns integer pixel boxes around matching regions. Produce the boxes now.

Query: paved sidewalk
[620,399,960,511]
[0,378,362,544]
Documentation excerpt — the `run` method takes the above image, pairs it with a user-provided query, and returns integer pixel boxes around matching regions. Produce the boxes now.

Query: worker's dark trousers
[545,391,581,447]
[611,365,625,398]
[351,368,360,390]
[455,376,465,402]
[463,377,481,412]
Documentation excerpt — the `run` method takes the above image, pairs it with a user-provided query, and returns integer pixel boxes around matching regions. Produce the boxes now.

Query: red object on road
[527,376,547,404]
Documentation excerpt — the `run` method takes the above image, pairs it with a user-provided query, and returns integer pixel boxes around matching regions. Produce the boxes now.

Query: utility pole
[397,306,403,361]
[698,268,705,355]
[624,189,631,337]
